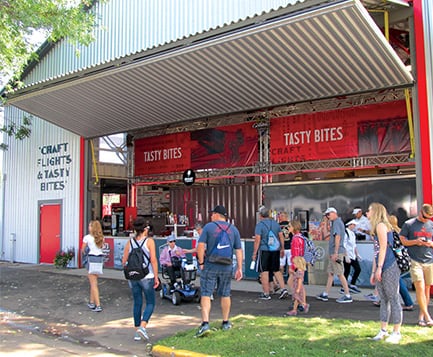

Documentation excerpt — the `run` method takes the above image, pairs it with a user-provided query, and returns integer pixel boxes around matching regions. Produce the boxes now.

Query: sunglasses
[422,212,433,220]
[169,240,176,243]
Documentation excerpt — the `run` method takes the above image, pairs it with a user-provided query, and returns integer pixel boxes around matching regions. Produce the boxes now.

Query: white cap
[352,208,362,214]
[346,219,357,226]
[324,207,337,215]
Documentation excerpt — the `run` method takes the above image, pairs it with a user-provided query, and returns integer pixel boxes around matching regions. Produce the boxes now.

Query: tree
[0,0,101,149]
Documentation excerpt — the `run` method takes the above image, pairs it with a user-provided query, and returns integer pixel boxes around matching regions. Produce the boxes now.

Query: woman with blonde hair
[81,220,105,312]
[367,203,402,343]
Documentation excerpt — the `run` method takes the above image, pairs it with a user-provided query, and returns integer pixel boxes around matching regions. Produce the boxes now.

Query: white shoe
[371,329,389,341]
[385,332,401,344]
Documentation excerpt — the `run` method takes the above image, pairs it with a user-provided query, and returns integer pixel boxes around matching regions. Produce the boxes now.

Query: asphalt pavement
[0,262,421,356]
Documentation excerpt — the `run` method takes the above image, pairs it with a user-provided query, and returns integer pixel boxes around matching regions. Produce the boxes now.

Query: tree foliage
[1,0,97,89]
[1,0,101,149]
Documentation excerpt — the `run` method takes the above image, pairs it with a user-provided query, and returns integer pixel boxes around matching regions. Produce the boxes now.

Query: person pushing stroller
[159,235,186,290]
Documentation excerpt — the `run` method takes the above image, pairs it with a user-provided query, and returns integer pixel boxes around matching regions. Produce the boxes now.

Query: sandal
[285,310,297,316]
[418,320,427,327]
[426,320,433,327]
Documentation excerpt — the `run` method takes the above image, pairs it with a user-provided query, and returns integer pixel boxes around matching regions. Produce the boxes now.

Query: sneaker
[137,326,149,341]
[349,285,361,294]
[279,289,289,300]
[336,295,353,304]
[316,293,329,302]
[93,305,103,312]
[133,332,141,341]
[303,303,310,313]
[258,293,271,300]
[87,302,96,309]
[195,323,211,337]
[339,288,345,294]
[364,293,379,302]
[371,329,389,341]
[221,321,232,330]
[385,332,401,344]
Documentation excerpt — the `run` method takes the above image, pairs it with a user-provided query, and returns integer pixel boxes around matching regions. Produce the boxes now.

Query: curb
[152,345,216,357]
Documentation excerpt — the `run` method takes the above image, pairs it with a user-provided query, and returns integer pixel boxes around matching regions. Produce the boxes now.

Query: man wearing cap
[159,235,186,289]
[316,207,353,303]
[343,220,362,294]
[399,203,433,326]
[252,206,289,300]
[352,207,372,241]
[195,205,243,337]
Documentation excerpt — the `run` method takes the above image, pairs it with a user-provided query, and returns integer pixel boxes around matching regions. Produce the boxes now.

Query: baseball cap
[346,219,357,226]
[352,208,362,214]
[209,205,227,217]
[324,207,337,215]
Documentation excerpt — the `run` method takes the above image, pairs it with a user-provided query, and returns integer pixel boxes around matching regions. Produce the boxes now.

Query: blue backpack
[207,223,233,265]
[302,235,318,266]
[263,222,280,251]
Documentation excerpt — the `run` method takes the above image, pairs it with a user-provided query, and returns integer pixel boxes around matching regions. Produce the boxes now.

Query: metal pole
[10,233,16,263]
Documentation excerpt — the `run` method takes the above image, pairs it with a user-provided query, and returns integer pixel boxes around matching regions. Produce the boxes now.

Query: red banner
[190,122,258,170]
[270,101,409,163]
[135,132,191,175]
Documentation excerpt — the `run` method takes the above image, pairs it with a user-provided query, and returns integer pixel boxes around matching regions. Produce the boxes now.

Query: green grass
[155,314,432,356]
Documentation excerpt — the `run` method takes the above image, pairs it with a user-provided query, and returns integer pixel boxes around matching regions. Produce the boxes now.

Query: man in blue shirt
[252,206,288,300]
[195,205,243,337]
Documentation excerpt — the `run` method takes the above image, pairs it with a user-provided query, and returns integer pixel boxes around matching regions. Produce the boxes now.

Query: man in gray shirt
[400,203,433,327]
[316,207,352,303]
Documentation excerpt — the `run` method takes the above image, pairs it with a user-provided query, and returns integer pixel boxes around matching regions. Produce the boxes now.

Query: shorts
[258,250,280,273]
[200,269,232,297]
[410,260,433,285]
[327,254,345,276]
[279,249,291,267]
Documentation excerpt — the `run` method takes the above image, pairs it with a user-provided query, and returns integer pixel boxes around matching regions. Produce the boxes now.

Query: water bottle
[250,260,256,270]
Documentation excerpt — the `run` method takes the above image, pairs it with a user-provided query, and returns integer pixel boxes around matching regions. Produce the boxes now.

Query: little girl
[285,256,309,316]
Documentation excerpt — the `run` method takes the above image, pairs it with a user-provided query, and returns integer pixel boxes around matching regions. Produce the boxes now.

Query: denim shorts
[200,268,232,297]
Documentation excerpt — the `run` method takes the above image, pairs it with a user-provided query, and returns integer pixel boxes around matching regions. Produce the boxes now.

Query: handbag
[88,254,104,274]
[388,231,411,273]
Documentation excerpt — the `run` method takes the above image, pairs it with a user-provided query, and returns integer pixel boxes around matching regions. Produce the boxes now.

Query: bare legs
[87,274,100,306]
[414,280,432,323]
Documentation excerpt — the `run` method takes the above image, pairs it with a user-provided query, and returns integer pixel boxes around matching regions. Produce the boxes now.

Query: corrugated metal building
[1,0,432,265]
[2,107,82,264]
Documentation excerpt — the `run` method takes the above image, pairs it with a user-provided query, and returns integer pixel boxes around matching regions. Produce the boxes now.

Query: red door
[39,204,61,264]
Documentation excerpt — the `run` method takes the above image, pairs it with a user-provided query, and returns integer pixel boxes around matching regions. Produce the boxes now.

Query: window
[98,134,127,164]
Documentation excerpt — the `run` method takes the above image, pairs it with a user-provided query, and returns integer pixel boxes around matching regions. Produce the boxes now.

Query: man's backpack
[123,238,150,280]
[263,222,280,251]
[207,223,233,265]
[302,235,318,266]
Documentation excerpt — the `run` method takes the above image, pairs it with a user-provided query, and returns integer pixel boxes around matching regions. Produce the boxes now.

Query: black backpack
[123,238,150,280]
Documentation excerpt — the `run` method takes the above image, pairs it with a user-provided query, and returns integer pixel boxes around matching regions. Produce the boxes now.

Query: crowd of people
[80,202,433,344]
